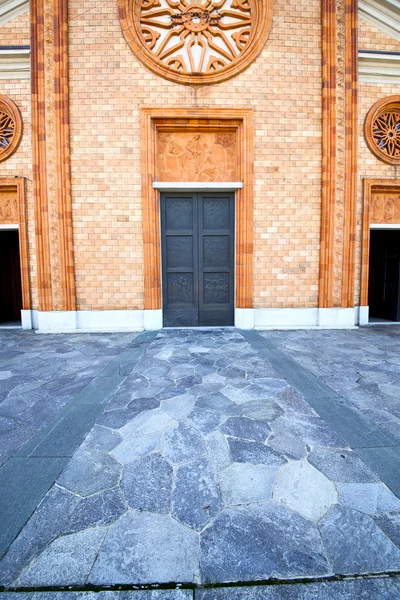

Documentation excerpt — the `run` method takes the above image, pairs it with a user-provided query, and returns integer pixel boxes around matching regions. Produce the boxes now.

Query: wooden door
[161,192,234,327]
[0,230,22,323]
[369,230,400,321]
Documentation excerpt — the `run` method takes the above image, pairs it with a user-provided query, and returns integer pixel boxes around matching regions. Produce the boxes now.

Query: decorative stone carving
[371,191,400,224]
[157,131,237,181]
[118,0,273,85]
[0,94,22,162]
[365,96,400,165]
[0,189,18,224]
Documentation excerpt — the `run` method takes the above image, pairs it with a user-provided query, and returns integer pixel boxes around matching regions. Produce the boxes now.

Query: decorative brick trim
[31,0,52,311]
[319,0,337,308]
[341,0,358,307]
[0,177,30,310]
[360,179,400,307]
[53,0,76,311]
[140,108,254,311]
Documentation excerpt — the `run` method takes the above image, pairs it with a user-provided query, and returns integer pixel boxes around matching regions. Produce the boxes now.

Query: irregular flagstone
[247,379,288,400]
[227,438,287,467]
[319,505,400,574]
[240,399,284,422]
[0,485,80,586]
[206,430,231,471]
[271,415,345,447]
[196,393,241,415]
[200,504,331,582]
[89,510,200,584]
[373,510,400,548]
[273,460,337,521]
[221,385,254,405]
[119,409,176,439]
[63,489,126,534]
[187,406,227,434]
[172,458,222,531]
[161,394,196,420]
[57,449,121,497]
[17,527,107,586]
[274,386,317,416]
[219,416,270,442]
[111,431,161,464]
[219,463,277,505]
[308,447,380,483]
[121,453,172,513]
[161,421,207,465]
[337,482,400,514]
[267,434,308,459]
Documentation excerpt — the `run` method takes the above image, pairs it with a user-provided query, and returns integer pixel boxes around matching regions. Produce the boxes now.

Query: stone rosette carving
[118,0,273,85]
[365,96,400,166]
[0,94,22,163]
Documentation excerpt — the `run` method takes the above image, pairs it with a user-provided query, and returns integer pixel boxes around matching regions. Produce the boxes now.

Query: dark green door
[161,192,235,327]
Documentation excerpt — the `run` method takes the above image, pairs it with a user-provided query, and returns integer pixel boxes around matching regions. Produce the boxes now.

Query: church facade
[1,0,400,331]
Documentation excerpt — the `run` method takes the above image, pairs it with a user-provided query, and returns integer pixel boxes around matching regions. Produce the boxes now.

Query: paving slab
[1,328,400,588]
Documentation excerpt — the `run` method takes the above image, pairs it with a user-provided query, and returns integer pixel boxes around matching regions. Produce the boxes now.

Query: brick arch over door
[140,108,254,311]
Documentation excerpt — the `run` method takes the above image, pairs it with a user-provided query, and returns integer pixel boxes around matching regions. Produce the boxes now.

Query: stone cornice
[359,50,400,83]
[359,0,400,41]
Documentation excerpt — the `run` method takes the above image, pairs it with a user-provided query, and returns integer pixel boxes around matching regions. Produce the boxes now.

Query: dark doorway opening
[0,230,22,325]
[369,229,400,322]
[161,192,235,327]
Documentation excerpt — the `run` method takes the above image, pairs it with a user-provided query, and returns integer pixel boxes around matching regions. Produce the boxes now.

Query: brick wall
[68,0,322,311]
[0,10,30,46]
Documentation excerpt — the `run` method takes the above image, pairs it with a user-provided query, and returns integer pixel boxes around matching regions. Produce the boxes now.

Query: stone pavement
[0,328,400,599]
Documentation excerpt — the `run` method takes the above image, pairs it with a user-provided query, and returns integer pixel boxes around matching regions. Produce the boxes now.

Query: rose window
[365,96,400,165]
[118,0,272,85]
[0,95,22,163]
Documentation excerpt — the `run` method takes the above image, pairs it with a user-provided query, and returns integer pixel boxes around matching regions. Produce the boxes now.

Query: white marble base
[235,308,254,330]
[253,307,358,329]
[359,306,369,326]
[21,309,32,330]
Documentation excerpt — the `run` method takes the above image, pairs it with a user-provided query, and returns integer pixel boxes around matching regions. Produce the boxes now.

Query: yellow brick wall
[358,17,400,52]
[0,10,30,45]
[68,0,322,311]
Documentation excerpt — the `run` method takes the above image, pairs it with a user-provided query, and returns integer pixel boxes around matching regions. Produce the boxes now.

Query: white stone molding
[0,0,29,25]
[152,182,244,191]
[359,51,400,84]
[359,0,400,41]
[0,48,30,80]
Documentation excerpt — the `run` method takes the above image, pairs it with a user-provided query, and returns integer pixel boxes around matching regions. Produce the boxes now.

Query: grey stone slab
[196,578,400,599]
[0,457,68,559]
[206,430,231,471]
[273,460,337,521]
[161,394,197,420]
[172,458,222,531]
[63,488,126,534]
[72,374,126,405]
[97,407,142,429]
[0,485,80,585]
[374,510,400,548]
[27,403,103,458]
[200,503,331,583]
[17,527,107,586]
[355,447,400,498]
[57,449,121,497]
[219,463,277,505]
[81,424,122,452]
[219,417,270,442]
[308,447,380,483]
[271,415,345,448]
[161,421,207,465]
[0,592,192,600]
[227,438,287,467]
[240,399,284,422]
[121,453,172,513]
[267,434,307,459]
[337,482,400,514]
[196,393,241,415]
[319,505,400,574]
[89,510,200,584]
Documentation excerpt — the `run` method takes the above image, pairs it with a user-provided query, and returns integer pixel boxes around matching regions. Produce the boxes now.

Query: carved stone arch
[118,0,273,85]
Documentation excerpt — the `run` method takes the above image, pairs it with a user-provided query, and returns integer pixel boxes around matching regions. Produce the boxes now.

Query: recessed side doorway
[161,192,235,327]
[368,229,400,322]
[0,229,23,325]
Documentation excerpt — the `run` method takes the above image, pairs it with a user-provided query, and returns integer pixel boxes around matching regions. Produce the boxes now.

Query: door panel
[0,230,22,323]
[161,192,234,327]
[369,230,400,321]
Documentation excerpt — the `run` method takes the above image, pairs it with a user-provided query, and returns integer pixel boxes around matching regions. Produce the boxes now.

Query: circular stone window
[0,95,22,163]
[365,96,400,165]
[118,0,273,85]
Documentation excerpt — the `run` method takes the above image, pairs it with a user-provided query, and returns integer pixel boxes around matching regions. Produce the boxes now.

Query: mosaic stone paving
[0,331,135,466]
[1,329,400,587]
